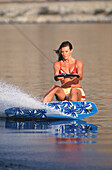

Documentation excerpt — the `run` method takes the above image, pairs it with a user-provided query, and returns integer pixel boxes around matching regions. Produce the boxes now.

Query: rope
[13,24,54,64]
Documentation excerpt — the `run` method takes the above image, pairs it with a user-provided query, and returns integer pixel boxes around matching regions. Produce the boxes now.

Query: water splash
[0,81,44,115]
[0,81,63,118]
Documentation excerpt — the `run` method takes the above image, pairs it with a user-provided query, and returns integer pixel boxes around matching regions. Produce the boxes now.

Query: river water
[0,24,112,169]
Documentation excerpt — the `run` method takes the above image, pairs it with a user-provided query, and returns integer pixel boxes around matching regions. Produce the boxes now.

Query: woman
[43,41,85,103]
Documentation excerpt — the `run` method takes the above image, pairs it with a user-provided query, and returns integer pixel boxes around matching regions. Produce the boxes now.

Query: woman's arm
[54,62,64,81]
[77,60,83,80]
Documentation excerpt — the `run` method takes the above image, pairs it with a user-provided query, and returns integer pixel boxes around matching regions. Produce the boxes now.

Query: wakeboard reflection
[5,119,98,144]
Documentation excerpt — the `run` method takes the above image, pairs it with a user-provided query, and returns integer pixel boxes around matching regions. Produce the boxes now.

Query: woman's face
[61,46,73,60]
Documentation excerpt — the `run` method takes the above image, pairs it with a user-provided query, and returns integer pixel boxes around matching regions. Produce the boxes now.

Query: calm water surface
[0,24,112,169]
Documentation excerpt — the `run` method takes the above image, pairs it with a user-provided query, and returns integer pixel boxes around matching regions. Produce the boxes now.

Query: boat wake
[0,81,63,118]
[0,81,45,117]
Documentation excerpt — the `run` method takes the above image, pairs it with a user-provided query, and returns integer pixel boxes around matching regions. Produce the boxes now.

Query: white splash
[0,82,44,115]
[0,81,62,117]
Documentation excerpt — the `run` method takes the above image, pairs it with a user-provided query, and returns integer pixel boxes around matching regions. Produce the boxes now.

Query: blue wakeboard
[5,101,98,120]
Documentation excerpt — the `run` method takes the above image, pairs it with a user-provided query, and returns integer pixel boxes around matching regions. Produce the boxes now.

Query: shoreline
[0,1,112,23]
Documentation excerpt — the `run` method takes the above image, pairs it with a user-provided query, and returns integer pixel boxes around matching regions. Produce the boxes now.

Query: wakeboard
[5,101,98,119]
[5,101,98,120]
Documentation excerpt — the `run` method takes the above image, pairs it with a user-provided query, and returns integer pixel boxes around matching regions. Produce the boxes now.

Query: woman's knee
[49,85,58,92]
[51,85,56,89]
[52,85,61,92]
[70,88,78,95]
[70,88,81,101]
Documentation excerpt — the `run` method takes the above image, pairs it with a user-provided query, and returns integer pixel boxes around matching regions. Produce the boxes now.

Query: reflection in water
[5,119,98,144]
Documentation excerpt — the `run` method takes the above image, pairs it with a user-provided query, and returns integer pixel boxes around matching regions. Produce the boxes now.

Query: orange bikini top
[59,60,77,75]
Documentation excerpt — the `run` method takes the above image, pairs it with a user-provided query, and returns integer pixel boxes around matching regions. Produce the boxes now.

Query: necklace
[63,58,74,66]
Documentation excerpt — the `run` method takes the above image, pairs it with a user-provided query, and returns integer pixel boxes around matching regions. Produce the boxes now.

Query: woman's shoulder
[76,60,83,65]
[54,60,61,65]
[54,60,61,69]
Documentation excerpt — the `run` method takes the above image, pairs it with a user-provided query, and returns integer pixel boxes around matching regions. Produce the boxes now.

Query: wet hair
[55,41,73,61]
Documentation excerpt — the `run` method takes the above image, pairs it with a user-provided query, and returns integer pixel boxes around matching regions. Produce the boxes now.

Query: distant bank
[0,1,112,23]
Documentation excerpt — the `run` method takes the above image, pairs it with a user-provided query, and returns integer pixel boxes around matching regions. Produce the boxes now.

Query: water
[0,23,112,169]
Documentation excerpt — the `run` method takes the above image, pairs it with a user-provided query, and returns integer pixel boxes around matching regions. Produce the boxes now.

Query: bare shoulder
[54,61,60,69]
[54,61,60,65]
[77,60,83,66]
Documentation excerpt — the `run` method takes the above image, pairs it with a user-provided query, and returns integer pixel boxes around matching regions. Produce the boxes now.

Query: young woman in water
[43,41,85,103]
